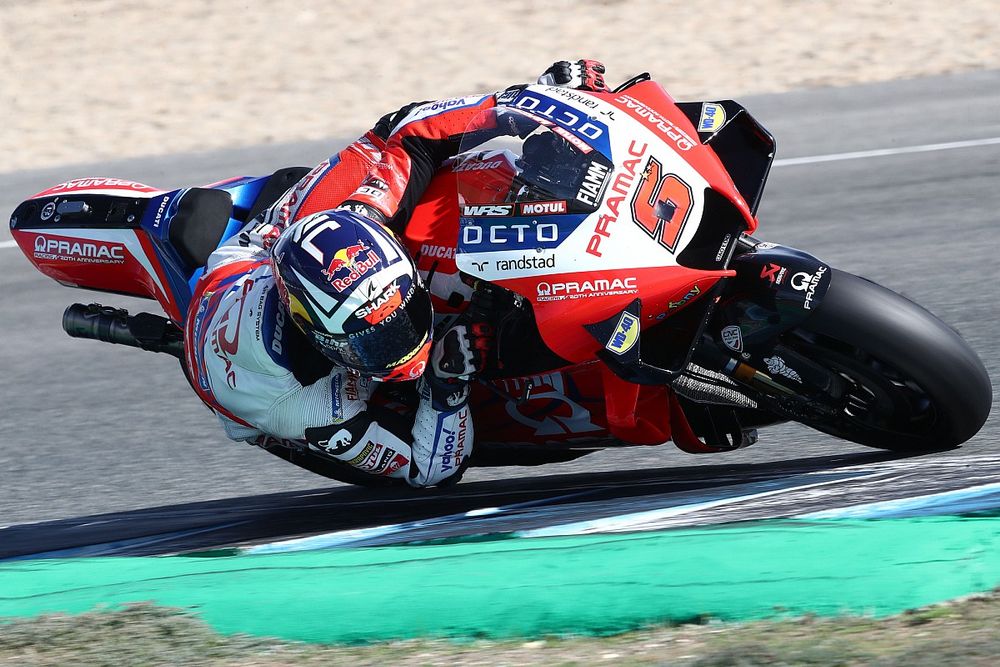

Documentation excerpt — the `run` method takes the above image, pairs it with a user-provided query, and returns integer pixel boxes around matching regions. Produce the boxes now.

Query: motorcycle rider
[185,60,610,487]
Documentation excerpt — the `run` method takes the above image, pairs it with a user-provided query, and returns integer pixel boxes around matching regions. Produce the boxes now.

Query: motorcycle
[9,74,992,486]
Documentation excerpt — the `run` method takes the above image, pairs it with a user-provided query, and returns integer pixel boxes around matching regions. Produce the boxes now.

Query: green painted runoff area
[2,516,999,642]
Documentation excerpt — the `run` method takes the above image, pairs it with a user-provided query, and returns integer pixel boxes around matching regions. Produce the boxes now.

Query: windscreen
[454,107,613,268]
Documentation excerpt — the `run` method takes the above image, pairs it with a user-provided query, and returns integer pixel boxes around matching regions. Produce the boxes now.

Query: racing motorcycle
[9,73,992,486]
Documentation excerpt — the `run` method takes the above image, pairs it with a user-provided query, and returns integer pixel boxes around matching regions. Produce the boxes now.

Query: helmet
[270,210,433,381]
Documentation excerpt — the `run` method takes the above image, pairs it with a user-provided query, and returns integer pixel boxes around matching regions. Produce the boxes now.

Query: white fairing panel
[455,86,710,283]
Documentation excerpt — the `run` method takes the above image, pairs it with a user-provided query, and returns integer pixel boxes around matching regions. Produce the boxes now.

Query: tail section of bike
[8,169,307,323]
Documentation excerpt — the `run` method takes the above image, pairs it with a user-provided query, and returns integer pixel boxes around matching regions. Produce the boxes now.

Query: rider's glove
[537,59,610,93]
[430,321,493,380]
[430,284,497,380]
[423,325,477,415]
[431,324,477,380]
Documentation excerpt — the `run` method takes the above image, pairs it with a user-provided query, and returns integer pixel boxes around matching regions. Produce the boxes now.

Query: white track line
[773,136,1000,167]
[516,472,883,538]
[0,240,17,249]
[797,481,1000,519]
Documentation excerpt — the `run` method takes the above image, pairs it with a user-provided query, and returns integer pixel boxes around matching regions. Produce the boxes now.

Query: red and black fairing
[393,80,777,450]
[450,82,762,376]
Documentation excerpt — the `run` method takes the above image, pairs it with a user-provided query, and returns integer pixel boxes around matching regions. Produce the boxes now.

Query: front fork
[691,237,846,420]
[587,235,846,448]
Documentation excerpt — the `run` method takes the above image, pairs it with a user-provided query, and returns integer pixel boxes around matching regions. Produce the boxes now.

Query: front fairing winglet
[674,100,776,216]
[586,282,726,386]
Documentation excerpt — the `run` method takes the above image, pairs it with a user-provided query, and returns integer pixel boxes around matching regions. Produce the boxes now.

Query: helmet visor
[311,285,433,376]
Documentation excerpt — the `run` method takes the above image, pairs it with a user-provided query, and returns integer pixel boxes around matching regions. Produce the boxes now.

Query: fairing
[452,86,756,364]
[9,174,274,324]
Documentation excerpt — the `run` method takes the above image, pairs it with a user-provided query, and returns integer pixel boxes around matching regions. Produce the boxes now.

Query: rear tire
[787,270,991,451]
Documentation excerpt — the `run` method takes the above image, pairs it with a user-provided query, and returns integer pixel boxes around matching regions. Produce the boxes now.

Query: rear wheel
[783,270,991,451]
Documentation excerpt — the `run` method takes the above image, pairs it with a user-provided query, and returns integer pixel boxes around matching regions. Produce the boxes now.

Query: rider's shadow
[0,449,920,560]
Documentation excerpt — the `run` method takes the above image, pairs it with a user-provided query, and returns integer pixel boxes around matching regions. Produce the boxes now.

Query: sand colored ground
[1,0,998,173]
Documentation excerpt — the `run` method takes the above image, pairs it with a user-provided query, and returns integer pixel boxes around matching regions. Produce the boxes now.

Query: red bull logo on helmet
[322,241,381,292]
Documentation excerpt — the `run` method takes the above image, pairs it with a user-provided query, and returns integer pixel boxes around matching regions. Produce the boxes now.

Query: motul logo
[520,200,567,215]
[462,205,513,217]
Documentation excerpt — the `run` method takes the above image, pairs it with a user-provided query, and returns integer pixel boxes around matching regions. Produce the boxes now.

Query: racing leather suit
[185,93,505,487]
[186,61,607,487]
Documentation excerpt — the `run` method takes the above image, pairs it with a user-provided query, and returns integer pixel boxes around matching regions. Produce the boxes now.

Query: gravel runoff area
[4,593,1000,666]
[2,0,999,174]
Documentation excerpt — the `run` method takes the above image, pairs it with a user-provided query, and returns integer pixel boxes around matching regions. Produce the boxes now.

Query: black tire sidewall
[798,269,992,449]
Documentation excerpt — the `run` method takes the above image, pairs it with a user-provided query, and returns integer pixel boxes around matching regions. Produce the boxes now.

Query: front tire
[785,269,991,451]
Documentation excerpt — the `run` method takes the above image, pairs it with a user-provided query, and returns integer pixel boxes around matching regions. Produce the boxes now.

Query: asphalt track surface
[1,71,998,557]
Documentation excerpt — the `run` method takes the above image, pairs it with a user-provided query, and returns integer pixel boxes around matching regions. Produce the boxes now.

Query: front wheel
[781,270,991,451]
